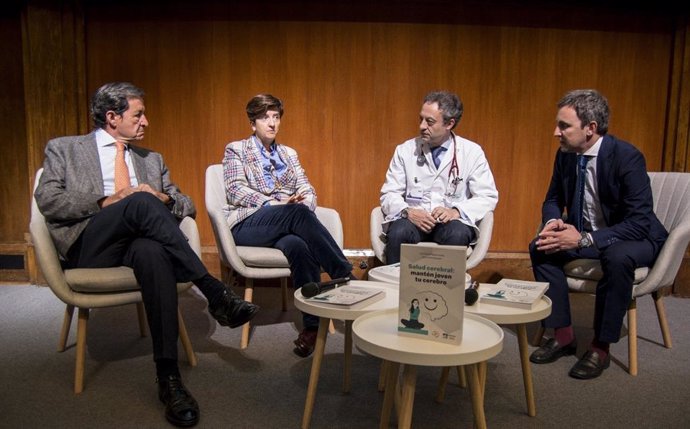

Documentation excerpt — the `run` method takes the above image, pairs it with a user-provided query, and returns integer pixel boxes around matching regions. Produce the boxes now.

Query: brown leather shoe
[293,329,318,357]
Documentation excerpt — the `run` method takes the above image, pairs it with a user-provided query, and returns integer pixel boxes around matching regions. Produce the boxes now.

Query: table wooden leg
[343,319,353,393]
[478,361,487,398]
[378,360,389,392]
[457,365,467,388]
[467,363,487,429]
[435,367,451,403]
[380,360,400,429]
[301,317,330,429]
[398,365,417,429]
[517,323,536,417]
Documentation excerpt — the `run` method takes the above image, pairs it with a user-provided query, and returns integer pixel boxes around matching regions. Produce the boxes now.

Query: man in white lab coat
[380,91,498,264]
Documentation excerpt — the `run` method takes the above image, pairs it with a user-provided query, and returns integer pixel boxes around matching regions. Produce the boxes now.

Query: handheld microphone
[464,281,480,306]
[301,277,351,298]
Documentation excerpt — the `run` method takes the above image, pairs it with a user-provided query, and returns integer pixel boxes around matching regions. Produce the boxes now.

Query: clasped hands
[407,206,460,233]
[535,219,581,254]
[100,184,170,208]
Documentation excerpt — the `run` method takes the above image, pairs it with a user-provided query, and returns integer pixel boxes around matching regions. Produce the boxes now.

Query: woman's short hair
[246,94,284,123]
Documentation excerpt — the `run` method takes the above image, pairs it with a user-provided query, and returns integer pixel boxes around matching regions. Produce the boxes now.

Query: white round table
[453,292,552,417]
[353,308,503,429]
[365,271,553,418]
[293,280,399,429]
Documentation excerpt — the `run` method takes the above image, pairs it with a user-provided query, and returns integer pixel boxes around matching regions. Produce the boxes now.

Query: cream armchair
[29,169,198,394]
[369,206,494,270]
[534,172,690,376]
[204,164,344,349]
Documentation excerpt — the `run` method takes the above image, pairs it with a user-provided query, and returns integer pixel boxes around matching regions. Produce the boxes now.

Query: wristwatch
[578,231,593,249]
[400,208,409,219]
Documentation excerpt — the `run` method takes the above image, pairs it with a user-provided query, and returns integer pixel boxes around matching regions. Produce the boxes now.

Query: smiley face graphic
[417,291,448,321]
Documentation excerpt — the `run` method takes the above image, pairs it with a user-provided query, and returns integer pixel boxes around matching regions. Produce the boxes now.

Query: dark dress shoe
[208,288,259,328]
[293,329,318,357]
[157,375,199,427]
[529,338,577,364]
[569,350,610,380]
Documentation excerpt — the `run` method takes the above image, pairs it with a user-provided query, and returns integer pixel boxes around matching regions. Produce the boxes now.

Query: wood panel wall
[0,8,29,244]
[3,1,689,290]
[84,12,672,252]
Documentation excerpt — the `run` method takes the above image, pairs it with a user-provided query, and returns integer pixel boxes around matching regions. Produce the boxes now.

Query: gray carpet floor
[1,283,689,428]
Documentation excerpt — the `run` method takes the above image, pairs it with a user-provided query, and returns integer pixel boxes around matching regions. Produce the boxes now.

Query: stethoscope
[416,132,462,196]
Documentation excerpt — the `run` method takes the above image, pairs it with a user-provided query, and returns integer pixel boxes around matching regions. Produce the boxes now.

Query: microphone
[301,277,351,298]
[465,281,480,306]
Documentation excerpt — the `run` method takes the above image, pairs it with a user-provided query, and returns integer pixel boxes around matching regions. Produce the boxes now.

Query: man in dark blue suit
[528,89,668,379]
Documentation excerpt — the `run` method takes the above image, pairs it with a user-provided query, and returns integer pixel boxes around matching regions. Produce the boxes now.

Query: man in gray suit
[34,82,258,427]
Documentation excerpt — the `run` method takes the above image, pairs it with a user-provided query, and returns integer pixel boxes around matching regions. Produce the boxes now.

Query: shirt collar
[428,134,453,152]
[583,136,603,157]
[253,135,276,155]
[95,128,125,149]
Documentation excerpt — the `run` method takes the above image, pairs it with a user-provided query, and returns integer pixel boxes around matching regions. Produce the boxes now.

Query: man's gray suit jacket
[34,131,196,259]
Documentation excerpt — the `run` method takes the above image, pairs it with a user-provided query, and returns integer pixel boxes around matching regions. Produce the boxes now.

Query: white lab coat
[380,134,498,238]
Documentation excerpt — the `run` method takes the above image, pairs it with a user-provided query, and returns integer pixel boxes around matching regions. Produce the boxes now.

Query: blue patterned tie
[573,155,589,231]
[431,146,447,169]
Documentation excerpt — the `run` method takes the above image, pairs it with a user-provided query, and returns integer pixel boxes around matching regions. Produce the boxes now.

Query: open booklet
[306,285,386,309]
[479,278,549,310]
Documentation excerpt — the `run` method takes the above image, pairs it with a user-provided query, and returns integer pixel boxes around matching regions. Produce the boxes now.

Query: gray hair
[423,91,463,129]
[557,89,609,135]
[90,82,145,129]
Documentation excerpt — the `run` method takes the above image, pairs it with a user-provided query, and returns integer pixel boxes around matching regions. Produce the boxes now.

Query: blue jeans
[232,204,352,329]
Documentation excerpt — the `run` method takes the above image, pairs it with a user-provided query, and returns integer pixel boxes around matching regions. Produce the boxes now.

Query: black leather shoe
[208,288,259,328]
[568,350,610,380]
[293,329,318,357]
[157,375,199,427]
[529,338,577,364]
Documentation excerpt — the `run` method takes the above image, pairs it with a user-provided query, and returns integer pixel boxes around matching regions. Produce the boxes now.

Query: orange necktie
[114,141,132,192]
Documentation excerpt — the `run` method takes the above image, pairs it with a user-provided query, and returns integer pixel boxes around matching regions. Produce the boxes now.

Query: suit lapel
[596,136,615,221]
[130,145,148,184]
[78,133,104,193]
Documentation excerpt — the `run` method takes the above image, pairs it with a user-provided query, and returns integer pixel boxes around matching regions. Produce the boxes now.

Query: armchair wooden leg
[75,308,89,394]
[652,291,673,348]
[58,304,75,352]
[241,278,254,349]
[136,302,148,337]
[178,308,197,367]
[627,299,638,376]
[281,277,289,312]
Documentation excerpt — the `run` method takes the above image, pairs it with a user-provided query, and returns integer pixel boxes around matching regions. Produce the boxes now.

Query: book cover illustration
[479,278,549,309]
[398,244,466,345]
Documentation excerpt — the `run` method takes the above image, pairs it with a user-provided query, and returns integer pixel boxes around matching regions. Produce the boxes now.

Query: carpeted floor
[1,283,689,428]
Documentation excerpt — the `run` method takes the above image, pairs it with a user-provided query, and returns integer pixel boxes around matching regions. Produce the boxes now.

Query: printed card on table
[398,244,466,345]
